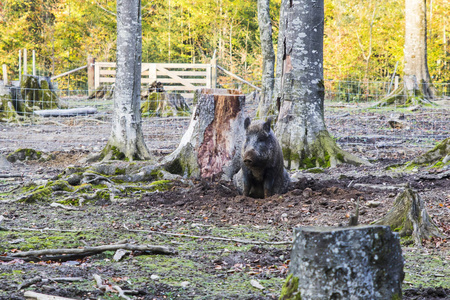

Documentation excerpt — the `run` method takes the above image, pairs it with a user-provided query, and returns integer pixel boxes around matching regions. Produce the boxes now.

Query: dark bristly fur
[241,117,290,198]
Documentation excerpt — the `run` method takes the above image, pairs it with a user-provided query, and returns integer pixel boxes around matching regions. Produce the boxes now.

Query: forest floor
[0,99,449,299]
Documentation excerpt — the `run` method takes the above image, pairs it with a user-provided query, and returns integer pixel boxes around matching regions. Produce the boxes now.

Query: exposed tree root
[373,85,435,108]
[406,137,450,168]
[373,188,446,245]
[284,130,371,169]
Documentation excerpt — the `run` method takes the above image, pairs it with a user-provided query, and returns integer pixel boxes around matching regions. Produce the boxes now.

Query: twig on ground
[50,202,80,211]
[124,225,293,245]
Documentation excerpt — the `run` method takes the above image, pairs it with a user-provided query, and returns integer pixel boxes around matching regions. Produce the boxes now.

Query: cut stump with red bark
[163,88,246,180]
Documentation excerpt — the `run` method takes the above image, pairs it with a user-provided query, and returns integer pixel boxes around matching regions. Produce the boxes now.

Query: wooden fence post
[23,49,27,76]
[2,65,7,84]
[88,55,96,92]
[211,58,217,89]
[19,50,22,83]
[32,50,36,76]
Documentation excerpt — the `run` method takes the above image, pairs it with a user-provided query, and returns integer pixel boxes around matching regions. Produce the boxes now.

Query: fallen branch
[0,174,23,178]
[352,183,407,191]
[34,107,97,117]
[23,291,77,300]
[18,276,83,290]
[93,274,131,300]
[8,243,177,260]
[124,225,292,245]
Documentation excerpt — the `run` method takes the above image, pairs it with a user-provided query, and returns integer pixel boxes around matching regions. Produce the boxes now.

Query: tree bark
[256,0,275,119]
[404,0,435,100]
[101,0,151,161]
[163,89,246,180]
[284,226,404,300]
[274,0,369,169]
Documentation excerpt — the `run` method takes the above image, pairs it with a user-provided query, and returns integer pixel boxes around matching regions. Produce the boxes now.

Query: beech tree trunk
[101,0,151,161]
[163,89,246,180]
[274,0,368,169]
[282,226,404,300]
[256,0,276,119]
[404,0,435,100]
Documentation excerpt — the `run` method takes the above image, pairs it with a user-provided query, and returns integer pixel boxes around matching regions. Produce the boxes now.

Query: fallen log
[33,107,97,117]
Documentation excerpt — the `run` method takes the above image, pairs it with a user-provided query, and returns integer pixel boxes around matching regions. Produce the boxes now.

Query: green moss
[6,148,42,162]
[307,168,324,174]
[279,274,302,300]
[110,146,126,160]
[114,168,126,175]
[165,158,184,175]
[19,186,53,203]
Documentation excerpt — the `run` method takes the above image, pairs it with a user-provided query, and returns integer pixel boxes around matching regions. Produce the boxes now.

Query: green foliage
[1,0,449,88]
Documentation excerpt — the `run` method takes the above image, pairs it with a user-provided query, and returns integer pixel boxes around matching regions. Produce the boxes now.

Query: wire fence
[0,80,449,161]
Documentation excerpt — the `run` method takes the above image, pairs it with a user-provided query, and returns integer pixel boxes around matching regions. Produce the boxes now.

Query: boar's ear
[263,118,272,133]
[244,117,251,130]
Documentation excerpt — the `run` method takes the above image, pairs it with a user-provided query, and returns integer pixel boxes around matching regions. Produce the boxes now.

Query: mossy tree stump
[163,88,246,179]
[0,76,61,121]
[373,188,445,245]
[141,91,190,117]
[285,226,404,300]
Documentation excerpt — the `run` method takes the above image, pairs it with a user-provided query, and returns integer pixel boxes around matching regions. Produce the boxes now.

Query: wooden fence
[94,61,217,98]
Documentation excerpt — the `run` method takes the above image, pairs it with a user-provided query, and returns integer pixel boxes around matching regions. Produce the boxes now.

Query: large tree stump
[373,188,445,245]
[163,88,246,180]
[283,226,404,300]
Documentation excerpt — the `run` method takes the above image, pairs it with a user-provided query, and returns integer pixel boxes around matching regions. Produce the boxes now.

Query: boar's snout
[243,149,258,166]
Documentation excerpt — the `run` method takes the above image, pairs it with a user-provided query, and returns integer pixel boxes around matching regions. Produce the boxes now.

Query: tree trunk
[373,188,446,245]
[404,0,435,100]
[274,0,369,169]
[163,89,246,180]
[282,225,404,300]
[256,0,275,119]
[101,0,151,161]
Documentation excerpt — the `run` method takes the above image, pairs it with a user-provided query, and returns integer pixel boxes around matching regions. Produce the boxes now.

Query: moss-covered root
[279,274,302,300]
[284,130,371,169]
[372,86,435,108]
[18,180,75,203]
[406,137,450,168]
[373,188,446,245]
[98,141,152,162]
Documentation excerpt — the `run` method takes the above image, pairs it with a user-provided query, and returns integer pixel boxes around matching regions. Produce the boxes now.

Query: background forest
[0,0,449,91]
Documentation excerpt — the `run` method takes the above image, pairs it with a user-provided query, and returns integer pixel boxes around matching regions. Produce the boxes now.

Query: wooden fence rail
[94,61,217,98]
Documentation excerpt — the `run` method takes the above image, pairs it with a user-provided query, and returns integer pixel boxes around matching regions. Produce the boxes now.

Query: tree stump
[373,188,445,245]
[284,225,404,300]
[163,88,246,180]
[141,92,190,117]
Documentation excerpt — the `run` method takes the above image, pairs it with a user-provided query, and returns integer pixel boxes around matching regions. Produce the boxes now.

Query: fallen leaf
[250,279,264,290]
